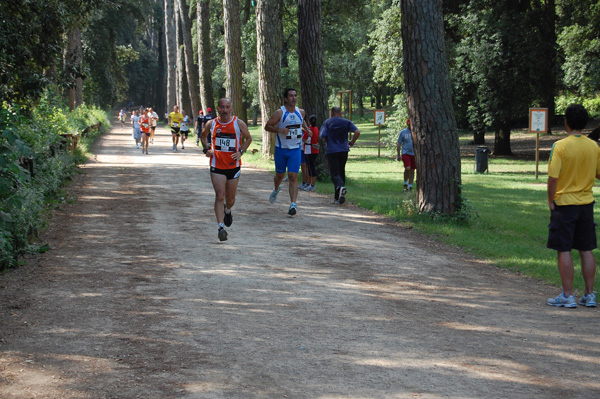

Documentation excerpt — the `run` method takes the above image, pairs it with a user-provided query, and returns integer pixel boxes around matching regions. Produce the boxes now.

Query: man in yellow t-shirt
[168,105,184,152]
[547,104,600,308]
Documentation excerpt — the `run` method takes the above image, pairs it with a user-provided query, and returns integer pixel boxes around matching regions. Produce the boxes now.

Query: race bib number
[215,137,235,152]
[172,122,180,128]
[286,125,302,140]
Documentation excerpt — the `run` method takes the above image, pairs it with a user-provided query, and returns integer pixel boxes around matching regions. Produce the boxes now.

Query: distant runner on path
[168,105,184,152]
[149,108,159,144]
[139,108,151,155]
[180,110,190,150]
[200,98,252,242]
[264,88,310,216]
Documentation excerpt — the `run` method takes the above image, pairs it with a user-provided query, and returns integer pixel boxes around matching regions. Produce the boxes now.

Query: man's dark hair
[309,115,317,126]
[283,88,297,98]
[331,106,342,115]
[565,104,589,131]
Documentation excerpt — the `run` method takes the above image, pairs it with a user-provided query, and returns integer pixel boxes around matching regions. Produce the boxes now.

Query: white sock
[218,223,224,229]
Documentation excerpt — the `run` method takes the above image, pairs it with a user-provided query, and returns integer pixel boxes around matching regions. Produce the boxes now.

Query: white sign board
[374,110,386,126]
[529,108,548,133]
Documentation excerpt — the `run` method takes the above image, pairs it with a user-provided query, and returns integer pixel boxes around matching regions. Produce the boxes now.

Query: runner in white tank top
[264,88,311,216]
[275,105,304,149]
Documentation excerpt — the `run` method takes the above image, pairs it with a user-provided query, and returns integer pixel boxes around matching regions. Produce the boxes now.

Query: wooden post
[535,132,540,180]
[378,125,381,157]
[338,90,353,120]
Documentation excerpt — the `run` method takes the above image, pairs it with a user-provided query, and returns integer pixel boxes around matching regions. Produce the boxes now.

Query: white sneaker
[578,293,597,307]
[269,188,280,204]
[547,293,577,308]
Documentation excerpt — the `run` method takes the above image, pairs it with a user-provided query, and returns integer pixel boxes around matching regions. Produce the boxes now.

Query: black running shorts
[547,202,597,252]
[211,166,241,180]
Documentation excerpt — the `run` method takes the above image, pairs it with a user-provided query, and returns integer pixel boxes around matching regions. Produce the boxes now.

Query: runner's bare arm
[232,120,252,161]
[300,109,311,136]
[349,129,361,147]
[264,109,287,134]
[201,120,214,157]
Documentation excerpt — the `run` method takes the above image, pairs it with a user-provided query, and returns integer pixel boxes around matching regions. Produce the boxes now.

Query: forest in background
[3,0,600,154]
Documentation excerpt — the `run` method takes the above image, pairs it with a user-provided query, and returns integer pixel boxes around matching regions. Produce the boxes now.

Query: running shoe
[136,144,139,149]
[172,144,176,151]
[288,203,297,216]
[269,188,280,204]
[403,184,408,191]
[151,139,154,144]
[218,227,228,241]
[224,207,233,227]
[332,199,340,205]
[145,150,149,154]
[338,186,347,204]
[299,182,308,190]
[182,144,185,149]
[547,293,577,308]
[578,293,597,307]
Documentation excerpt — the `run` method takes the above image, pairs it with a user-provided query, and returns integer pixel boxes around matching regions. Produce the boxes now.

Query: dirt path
[1,125,598,399]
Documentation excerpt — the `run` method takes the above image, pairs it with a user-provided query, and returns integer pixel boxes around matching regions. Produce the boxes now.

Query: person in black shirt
[195,110,204,145]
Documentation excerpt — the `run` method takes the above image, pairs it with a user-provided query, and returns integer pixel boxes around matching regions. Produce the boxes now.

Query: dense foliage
[0,93,109,270]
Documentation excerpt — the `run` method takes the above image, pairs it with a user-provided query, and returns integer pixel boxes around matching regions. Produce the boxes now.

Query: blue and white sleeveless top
[275,106,303,149]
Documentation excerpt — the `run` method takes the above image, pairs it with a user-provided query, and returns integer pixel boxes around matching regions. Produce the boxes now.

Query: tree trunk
[401,0,461,215]
[164,0,177,109]
[256,0,283,156]
[175,2,184,109]
[298,0,330,176]
[197,0,215,113]
[493,123,512,155]
[473,131,485,145]
[177,0,200,116]
[65,27,83,110]
[158,22,167,114]
[223,0,246,121]
[541,0,556,135]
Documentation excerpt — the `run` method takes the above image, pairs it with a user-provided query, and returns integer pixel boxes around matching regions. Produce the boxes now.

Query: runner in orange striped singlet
[200,98,252,242]
[139,109,151,154]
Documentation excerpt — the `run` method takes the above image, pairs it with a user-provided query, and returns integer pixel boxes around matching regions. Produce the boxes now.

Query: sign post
[338,90,353,122]
[374,110,386,157]
[529,108,548,180]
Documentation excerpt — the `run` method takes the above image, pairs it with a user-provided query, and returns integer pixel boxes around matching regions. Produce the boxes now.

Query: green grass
[243,120,598,294]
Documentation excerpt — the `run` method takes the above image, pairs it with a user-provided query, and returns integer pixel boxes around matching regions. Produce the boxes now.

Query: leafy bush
[0,92,109,269]
[556,93,600,119]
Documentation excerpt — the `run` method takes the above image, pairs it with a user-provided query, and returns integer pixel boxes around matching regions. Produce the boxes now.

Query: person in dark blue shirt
[320,106,361,204]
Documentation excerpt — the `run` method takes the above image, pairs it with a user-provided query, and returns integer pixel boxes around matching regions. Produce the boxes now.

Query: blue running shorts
[274,147,301,174]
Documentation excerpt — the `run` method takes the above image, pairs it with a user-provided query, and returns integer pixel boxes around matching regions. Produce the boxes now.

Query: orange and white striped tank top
[210,116,242,169]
